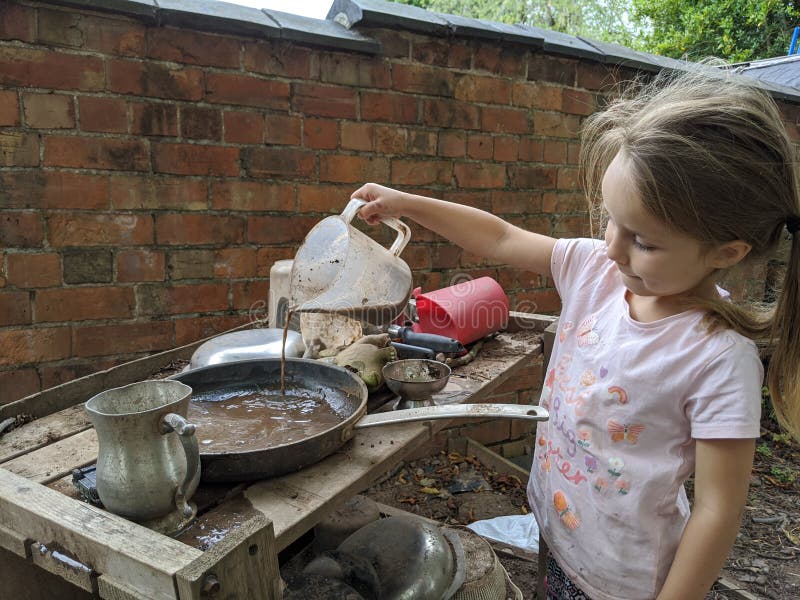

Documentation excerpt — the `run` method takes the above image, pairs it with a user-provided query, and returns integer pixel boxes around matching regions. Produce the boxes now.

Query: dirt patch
[364,423,800,599]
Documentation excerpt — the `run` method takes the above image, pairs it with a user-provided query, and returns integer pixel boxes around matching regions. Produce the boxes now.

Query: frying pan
[169,358,547,483]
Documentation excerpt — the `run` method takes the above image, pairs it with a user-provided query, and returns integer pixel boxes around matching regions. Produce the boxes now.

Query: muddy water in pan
[188,384,349,453]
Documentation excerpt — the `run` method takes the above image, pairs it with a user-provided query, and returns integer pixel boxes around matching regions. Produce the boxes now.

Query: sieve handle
[342,198,411,257]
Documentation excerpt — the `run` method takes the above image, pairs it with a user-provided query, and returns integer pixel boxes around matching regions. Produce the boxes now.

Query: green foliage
[756,443,773,457]
[769,464,798,485]
[392,0,800,61]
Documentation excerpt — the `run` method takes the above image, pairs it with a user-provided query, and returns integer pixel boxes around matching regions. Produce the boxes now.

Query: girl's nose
[606,230,628,265]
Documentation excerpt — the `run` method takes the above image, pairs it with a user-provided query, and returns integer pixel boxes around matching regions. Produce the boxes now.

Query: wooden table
[0,312,553,600]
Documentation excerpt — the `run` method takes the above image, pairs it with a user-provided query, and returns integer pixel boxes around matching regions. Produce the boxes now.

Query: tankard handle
[160,412,199,519]
[342,198,411,257]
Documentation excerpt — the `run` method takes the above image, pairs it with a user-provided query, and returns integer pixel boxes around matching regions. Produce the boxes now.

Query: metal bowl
[188,328,305,370]
[382,359,451,404]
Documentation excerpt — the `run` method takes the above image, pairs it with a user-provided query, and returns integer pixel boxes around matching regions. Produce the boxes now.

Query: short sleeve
[684,337,763,439]
[550,238,605,299]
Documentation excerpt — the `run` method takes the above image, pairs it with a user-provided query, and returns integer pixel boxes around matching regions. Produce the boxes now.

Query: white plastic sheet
[466,513,540,553]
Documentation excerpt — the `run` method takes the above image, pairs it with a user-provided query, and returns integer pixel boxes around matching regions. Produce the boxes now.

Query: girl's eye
[633,239,655,252]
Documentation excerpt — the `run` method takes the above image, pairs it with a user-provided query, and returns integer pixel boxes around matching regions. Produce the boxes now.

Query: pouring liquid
[280,308,296,395]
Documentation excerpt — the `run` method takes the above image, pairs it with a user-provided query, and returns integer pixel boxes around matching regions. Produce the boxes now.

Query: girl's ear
[710,240,752,269]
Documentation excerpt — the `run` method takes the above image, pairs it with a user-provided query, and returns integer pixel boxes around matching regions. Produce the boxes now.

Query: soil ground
[364,410,800,600]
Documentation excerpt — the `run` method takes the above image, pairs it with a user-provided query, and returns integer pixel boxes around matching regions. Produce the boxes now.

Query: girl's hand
[351,183,410,225]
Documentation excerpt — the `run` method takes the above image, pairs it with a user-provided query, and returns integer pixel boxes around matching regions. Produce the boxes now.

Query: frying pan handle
[353,404,549,429]
[160,412,199,518]
[342,198,411,257]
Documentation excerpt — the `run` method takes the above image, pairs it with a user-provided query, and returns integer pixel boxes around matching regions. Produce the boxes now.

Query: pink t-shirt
[528,238,762,600]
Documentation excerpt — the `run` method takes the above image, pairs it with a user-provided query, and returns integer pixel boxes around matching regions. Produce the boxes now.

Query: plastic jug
[414,277,509,345]
[290,198,412,327]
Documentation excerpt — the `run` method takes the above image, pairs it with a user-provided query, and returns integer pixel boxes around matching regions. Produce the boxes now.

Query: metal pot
[169,359,547,482]
[187,328,305,371]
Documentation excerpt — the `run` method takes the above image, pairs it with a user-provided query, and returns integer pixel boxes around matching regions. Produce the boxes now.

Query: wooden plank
[0,404,91,464]
[0,522,30,558]
[30,541,97,593]
[714,577,764,600]
[463,437,530,481]
[506,311,558,333]
[0,323,254,421]
[176,514,280,600]
[3,428,97,485]
[0,468,202,600]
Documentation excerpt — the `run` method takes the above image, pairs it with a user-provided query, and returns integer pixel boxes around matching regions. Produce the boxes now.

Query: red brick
[492,191,541,214]
[0,290,31,325]
[341,122,374,151]
[0,211,42,247]
[375,126,407,154]
[256,246,295,277]
[423,99,479,129]
[293,83,357,119]
[542,192,587,213]
[400,244,432,270]
[431,245,461,269]
[78,96,127,133]
[303,118,338,149]
[391,159,452,186]
[0,326,70,367]
[48,213,153,247]
[211,181,294,211]
[243,147,315,179]
[482,106,529,134]
[562,88,594,115]
[474,44,526,78]
[0,46,103,91]
[73,321,173,358]
[437,131,465,158]
[467,133,493,160]
[0,368,40,405]
[44,136,148,171]
[552,215,591,238]
[369,30,409,59]
[454,74,511,104]
[168,249,214,280]
[519,138,543,162]
[224,110,264,144]
[136,282,229,316]
[232,280,269,310]
[361,91,418,123]
[111,175,207,210]
[6,253,60,288]
[528,54,577,86]
[514,289,561,314]
[0,171,109,210]
[568,141,581,164]
[152,142,239,176]
[206,72,290,109]
[148,27,240,68]
[319,155,389,183]
[297,183,353,213]
[454,163,506,189]
[493,136,519,162]
[38,10,145,56]
[413,39,471,69]
[117,249,165,282]
[39,361,102,391]
[543,140,567,164]
[215,248,258,278]
[392,64,454,96]
[533,112,581,138]
[155,214,245,246]
[442,191,492,212]
[557,167,581,191]
[512,82,562,110]
[109,60,203,100]
[244,40,314,79]
[131,102,178,137]
[265,113,301,145]
[0,131,39,166]
[508,165,557,189]
[36,286,135,322]
[0,2,35,43]
[248,215,321,244]
[319,53,391,88]
[577,62,615,91]
[0,90,19,125]
[174,315,249,345]
[181,106,222,140]
[22,93,74,129]
[407,129,437,155]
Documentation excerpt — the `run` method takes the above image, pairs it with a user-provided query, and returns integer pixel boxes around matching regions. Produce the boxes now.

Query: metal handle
[353,404,549,429]
[342,198,411,257]
[160,412,199,518]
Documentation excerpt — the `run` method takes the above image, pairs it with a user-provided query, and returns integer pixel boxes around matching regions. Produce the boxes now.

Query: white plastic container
[268,259,294,329]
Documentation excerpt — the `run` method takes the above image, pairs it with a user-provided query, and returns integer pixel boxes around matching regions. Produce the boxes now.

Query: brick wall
[0,1,797,406]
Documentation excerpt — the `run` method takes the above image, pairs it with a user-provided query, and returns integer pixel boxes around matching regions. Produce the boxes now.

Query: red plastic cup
[414,277,509,345]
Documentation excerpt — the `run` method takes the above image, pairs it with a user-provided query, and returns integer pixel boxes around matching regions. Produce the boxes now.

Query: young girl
[352,67,800,599]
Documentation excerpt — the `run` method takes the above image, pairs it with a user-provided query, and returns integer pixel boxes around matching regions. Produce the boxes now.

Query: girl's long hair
[581,65,800,439]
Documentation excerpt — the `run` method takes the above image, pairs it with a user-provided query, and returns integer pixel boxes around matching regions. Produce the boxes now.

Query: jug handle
[342,198,411,257]
[160,413,199,519]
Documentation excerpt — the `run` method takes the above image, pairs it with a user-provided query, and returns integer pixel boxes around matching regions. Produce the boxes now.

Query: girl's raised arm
[353,183,556,278]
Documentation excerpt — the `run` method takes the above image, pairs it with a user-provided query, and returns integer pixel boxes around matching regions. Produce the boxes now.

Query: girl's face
[601,152,728,301]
